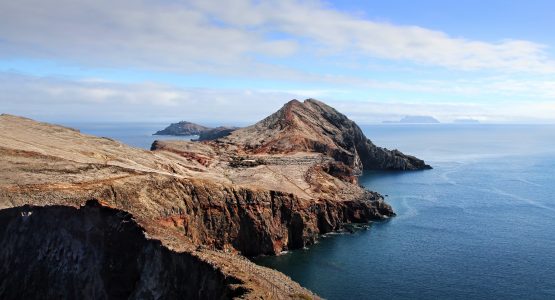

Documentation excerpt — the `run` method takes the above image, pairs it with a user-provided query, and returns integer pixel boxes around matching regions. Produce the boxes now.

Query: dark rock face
[2,173,393,258]
[196,126,238,141]
[154,121,209,136]
[223,99,431,172]
[0,200,244,300]
[104,177,393,257]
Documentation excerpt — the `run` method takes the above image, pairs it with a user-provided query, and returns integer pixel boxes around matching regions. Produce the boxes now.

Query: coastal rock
[0,201,246,300]
[0,98,427,299]
[154,121,239,139]
[197,126,239,141]
[222,99,431,172]
[154,121,209,136]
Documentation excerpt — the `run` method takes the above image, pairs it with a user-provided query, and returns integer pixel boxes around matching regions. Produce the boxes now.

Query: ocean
[63,122,197,149]
[67,122,555,299]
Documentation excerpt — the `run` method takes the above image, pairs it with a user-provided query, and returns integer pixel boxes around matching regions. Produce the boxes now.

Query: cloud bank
[1,0,554,74]
[2,73,554,124]
[1,0,554,123]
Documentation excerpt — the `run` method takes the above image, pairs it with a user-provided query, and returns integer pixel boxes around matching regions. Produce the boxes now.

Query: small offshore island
[154,121,239,141]
[0,99,430,299]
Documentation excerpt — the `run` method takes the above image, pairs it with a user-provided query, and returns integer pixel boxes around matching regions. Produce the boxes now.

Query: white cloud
[0,73,296,123]
[1,73,555,123]
[0,0,554,74]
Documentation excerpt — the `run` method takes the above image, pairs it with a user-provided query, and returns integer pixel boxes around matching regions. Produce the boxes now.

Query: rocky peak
[222,99,431,172]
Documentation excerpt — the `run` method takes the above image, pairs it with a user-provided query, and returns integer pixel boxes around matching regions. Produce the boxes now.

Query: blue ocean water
[62,122,196,149]
[254,124,555,300]
[66,122,555,299]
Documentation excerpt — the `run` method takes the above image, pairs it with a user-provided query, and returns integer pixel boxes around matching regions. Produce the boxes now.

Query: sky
[1,0,555,124]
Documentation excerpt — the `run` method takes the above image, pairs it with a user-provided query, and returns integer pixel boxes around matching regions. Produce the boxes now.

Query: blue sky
[1,0,555,124]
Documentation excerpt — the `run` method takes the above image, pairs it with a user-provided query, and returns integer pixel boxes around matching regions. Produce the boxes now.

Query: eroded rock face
[2,173,392,257]
[222,99,431,172]
[197,126,239,141]
[0,200,244,300]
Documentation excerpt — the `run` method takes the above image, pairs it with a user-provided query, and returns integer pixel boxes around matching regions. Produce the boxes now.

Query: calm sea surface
[67,122,555,299]
[63,122,196,149]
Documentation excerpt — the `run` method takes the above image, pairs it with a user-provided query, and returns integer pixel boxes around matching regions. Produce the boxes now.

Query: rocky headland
[154,120,210,135]
[196,126,240,141]
[0,99,430,299]
[154,121,239,141]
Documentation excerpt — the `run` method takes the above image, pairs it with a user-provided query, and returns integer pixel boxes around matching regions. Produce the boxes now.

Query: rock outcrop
[0,100,429,299]
[221,99,431,172]
[197,126,239,141]
[154,121,239,140]
[154,121,210,135]
[0,200,246,299]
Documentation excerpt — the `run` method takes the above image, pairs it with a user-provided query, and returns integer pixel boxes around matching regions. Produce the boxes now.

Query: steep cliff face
[197,126,239,141]
[222,99,431,172]
[2,172,391,257]
[0,201,244,300]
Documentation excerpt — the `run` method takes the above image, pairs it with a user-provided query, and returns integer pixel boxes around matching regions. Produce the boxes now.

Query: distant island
[383,115,440,124]
[154,121,209,135]
[453,118,480,124]
[154,121,239,140]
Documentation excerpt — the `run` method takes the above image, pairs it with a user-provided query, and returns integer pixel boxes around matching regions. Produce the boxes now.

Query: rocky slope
[197,126,239,141]
[154,121,210,135]
[222,99,431,172]
[0,114,317,299]
[0,101,429,299]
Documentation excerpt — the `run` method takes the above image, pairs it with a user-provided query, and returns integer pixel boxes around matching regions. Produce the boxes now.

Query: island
[383,115,440,124]
[154,121,239,141]
[453,118,480,124]
[0,99,430,299]
[154,120,210,135]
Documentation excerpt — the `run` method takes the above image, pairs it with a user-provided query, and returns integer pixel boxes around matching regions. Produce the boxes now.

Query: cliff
[222,99,431,172]
[197,126,239,141]
[0,201,245,299]
[0,100,428,299]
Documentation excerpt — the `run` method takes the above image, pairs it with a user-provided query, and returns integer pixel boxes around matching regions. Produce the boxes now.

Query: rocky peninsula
[0,99,430,299]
